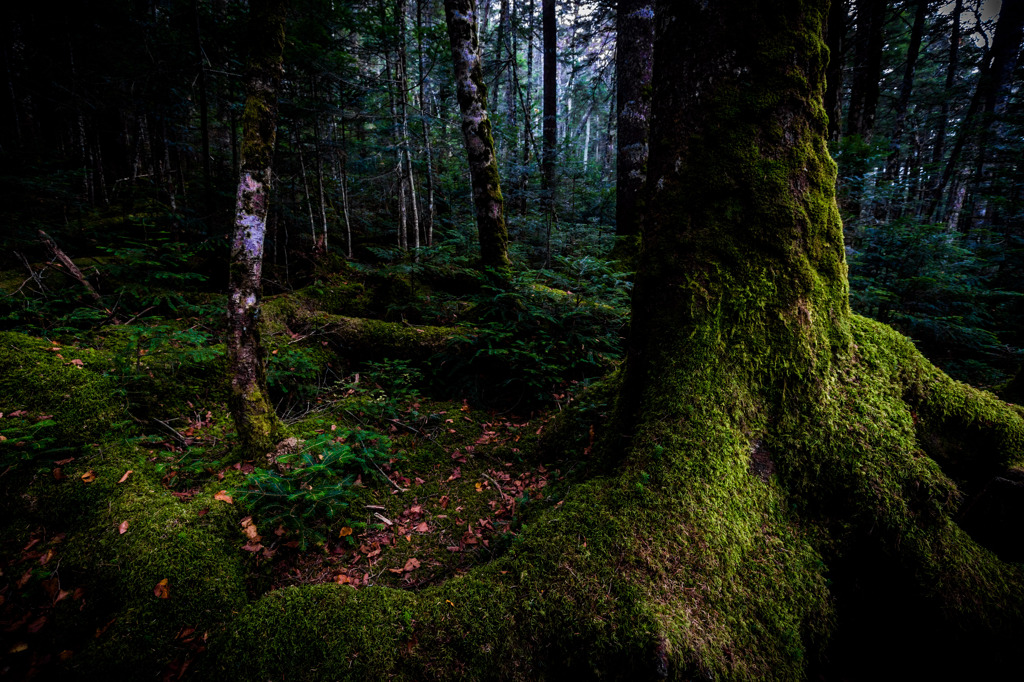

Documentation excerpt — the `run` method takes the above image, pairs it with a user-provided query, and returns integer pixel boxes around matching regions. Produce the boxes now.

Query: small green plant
[234,428,395,549]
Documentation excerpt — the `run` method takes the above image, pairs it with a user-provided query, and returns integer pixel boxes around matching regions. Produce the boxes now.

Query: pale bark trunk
[227,0,286,457]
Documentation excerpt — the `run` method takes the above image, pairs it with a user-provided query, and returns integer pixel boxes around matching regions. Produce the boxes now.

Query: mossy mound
[0,332,248,678]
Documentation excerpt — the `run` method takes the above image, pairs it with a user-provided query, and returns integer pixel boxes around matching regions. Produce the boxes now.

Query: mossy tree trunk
[210,1,1024,678]
[226,0,286,458]
[442,0,511,278]
[612,0,653,256]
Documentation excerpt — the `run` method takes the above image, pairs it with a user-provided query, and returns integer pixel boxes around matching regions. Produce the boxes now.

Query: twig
[13,251,47,296]
[152,418,189,447]
[373,512,394,526]
[121,306,155,326]
[371,459,408,493]
[480,472,510,503]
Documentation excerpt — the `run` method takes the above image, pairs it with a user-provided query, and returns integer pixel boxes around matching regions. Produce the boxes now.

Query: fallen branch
[38,230,122,323]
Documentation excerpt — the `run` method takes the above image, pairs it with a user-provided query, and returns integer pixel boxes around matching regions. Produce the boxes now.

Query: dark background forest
[2,0,1022,392]
[1,0,1023,678]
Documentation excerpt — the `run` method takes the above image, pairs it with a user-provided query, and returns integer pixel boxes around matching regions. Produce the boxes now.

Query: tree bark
[541,0,557,220]
[226,0,286,457]
[884,0,926,187]
[613,0,654,253]
[443,0,512,276]
[845,0,885,139]
[823,0,847,142]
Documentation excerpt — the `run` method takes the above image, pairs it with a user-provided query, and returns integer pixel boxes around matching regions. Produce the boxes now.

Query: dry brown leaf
[39,549,54,565]
[153,578,170,599]
[403,557,421,572]
[414,522,429,533]
[213,490,233,504]
[240,517,261,542]
[338,526,353,537]
[117,470,133,484]
[80,470,96,483]
[118,521,129,535]
[52,467,64,481]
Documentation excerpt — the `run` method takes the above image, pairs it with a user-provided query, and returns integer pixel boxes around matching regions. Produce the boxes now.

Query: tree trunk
[213,0,1024,677]
[884,0,926,188]
[823,0,846,142]
[443,0,511,276]
[226,0,286,457]
[932,0,962,168]
[928,0,1024,223]
[416,0,436,247]
[845,0,885,139]
[613,0,654,255]
[541,0,557,223]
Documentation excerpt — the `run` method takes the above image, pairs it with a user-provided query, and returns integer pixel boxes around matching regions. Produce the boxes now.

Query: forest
[1,0,1023,679]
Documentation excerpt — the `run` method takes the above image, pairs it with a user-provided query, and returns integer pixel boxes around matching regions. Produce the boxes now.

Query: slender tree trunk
[932,0,961,168]
[884,0,926,185]
[928,0,1024,223]
[397,0,420,254]
[845,0,885,139]
[823,0,846,142]
[227,0,286,457]
[443,0,512,276]
[613,0,654,251]
[417,0,436,246]
[541,0,557,259]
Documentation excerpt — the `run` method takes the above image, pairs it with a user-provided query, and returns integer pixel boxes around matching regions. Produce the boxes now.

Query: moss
[0,332,128,446]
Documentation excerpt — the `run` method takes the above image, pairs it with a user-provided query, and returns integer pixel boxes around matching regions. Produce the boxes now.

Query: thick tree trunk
[226,0,286,457]
[612,0,654,255]
[211,1,1024,678]
[443,0,511,276]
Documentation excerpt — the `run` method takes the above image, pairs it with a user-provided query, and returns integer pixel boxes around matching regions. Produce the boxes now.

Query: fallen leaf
[117,470,133,483]
[69,359,84,367]
[39,548,54,565]
[415,522,429,533]
[446,467,461,482]
[240,517,261,542]
[59,650,73,661]
[53,468,64,480]
[403,557,420,572]
[154,578,170,599]
[27,615,47,633]
[55,457,75,465]
[338,526,353,537]
[81,470,96,483]
[213,490,233,504]
[197,508,208,517]
[118,521,129,535]
[241,542,264,552]
[8,642,28,654]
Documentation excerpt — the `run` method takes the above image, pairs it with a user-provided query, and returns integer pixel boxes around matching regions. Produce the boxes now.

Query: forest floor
[0,248,620,679]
